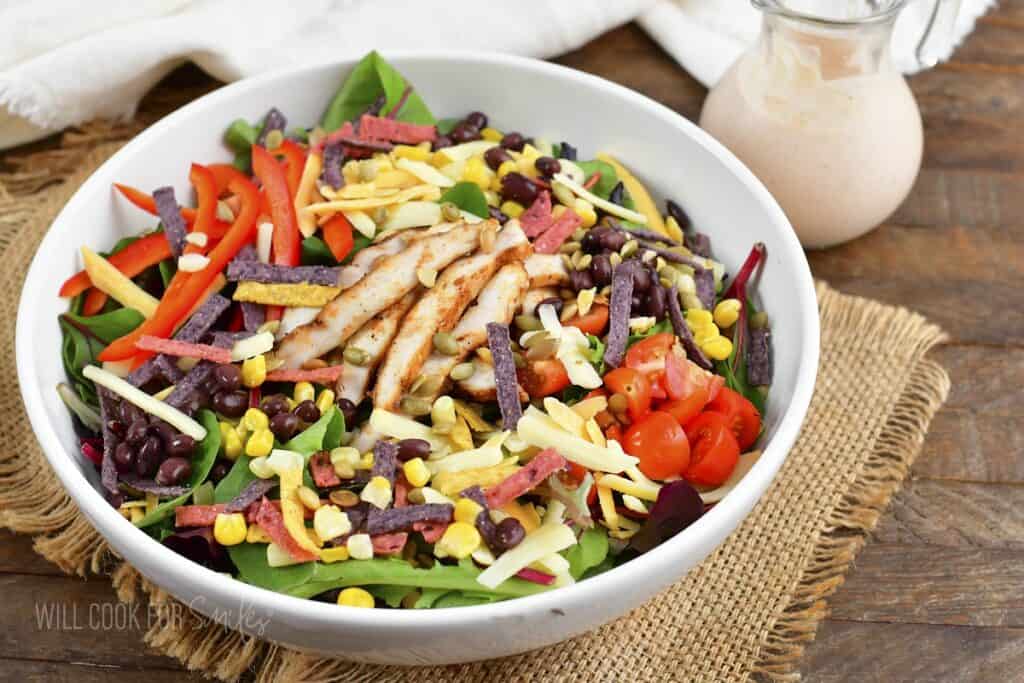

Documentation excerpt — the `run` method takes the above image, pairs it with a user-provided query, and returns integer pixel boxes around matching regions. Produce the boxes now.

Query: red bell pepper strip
[322,214,355,262]
[59,231,173,298]
[81,288,109,316]
[273,140,307,200]
[99,175,261,362]
[207,163,251,196]
[251,145,301,267]
[185,164,219,254]
[114,183,198,223]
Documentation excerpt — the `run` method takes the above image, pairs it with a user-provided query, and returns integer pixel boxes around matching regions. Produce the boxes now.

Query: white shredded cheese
[381,201,441,231]
[420,487,456,505]
[458,210,486,224]
[369,409,448,452]
[101,359,133,378]
[267,449,304,476]
[477,523,576,589]
[177,253,210,272]
[344,210,376,239]
[600,473,661,501]
[437,140,497,162]
[552,173,648,224]
[395,157,456,188]
[515,409,637,473]
[257,222,274,263]
[537,303,602,389]
[427,432,508,474]
[622,494,648,514]
[266,542,305,567]
[628,316,658,334]
[230,331,274,361]
[82,365,206,440]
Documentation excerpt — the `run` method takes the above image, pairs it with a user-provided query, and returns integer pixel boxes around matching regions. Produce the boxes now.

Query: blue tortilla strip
[320,142,346,190]
[240,302,265,332]
[255,107,287,147]
[485,322,522,429]
[604,261,636,368]
[175,294,232,344]
[225,260,342,287]
[97,387,121,496]
[666,285,712,370]
[224,479,279,513]
[615,221,680,246]
[119,475,190,499]
[210,330,254,350]
[152,186,187,257]
[746,326,773,386]
[685,232,711,258]
[164,361,214,415]
[365,504,454,535]
[371,441,398,486]
[694,267,715,311]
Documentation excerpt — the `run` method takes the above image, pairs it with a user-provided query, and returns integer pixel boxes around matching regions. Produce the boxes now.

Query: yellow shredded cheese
[80,246,158,318]
[294,151,323,238]
[303,184,441,214]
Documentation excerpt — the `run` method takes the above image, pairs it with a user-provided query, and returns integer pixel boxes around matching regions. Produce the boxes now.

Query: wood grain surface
[3,4,1020,680]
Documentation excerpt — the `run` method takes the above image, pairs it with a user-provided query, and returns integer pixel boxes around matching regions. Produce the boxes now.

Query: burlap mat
[0,127,950,682]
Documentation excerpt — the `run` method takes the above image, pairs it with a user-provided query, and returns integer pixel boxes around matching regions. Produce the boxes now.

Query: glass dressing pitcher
[700,0,959,249]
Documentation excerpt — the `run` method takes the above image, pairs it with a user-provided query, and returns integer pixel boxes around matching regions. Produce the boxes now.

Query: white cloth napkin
[0,0,994,150]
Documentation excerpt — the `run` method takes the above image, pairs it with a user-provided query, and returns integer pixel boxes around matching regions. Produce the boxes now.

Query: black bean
[537,296,563,315]
[464,111,488,130]
[666,199,691,231]
[500,172,539,206]
[166,433,196,458]
[600,229,627,252]
[211,364,242,393]
[125,419,149,446]
[644,285,667,319]
[213,390,248,418]
[488,206,510,224]
[209,459,231,484]
[119,401,144,425]
[608,181,625,206]
[590,254,613,287]
[149,421,176,447]
[534,156,561,177]
[135,437,162,477]
[632,266,652,293]
[500,132,526,151]
[261,394,291,418]
[484,146,512,171]
[558,141,577,161]
[269,411,301,441]
[294,400,320,423]
[432,135,453,151]
[335,397,358,426]
[631,294,644,312]
[396,438,430,462]
[450,122,480,144]
[156,457,192,486]
[493,517,526,552]
[113,442,135,473]
[580,228,606,254]
[569,268,595,292]
[105,418,126,438]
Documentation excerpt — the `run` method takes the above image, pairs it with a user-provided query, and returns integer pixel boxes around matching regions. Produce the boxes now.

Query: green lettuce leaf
[565,527,609,580]
[321,51,436,131]
[439,182,489,219]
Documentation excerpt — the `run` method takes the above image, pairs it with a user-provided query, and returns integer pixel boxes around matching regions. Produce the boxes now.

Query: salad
[57,51,772,609]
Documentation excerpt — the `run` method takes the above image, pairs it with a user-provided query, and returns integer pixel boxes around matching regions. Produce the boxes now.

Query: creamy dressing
[700,20,922,249]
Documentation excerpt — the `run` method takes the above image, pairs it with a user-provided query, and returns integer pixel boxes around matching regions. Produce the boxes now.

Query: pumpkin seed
[576,254,592,271]
[264,129,284,150]
[559,241,581,254]
[559,288,575,300]
[560,254,573,271]
[329,489,360,507]
[641,249,656,263]
[400,396,432,416]
[608,393,629,415]
[559,302,579,322]
[343,346,370,366]
[750,311,770,330]
[433,331,459,356]
[512,352,526,369]
[655,256,667,273]
[522,331,553,349]
[441,201,461,222]
[572,227,587,242]
[609,252,622,267]
[413,375,444,398]
[475,347,493,364]
[514,314,542,332]
[525,338,558,360]
[620,239,639,259]
[449,362,476,381]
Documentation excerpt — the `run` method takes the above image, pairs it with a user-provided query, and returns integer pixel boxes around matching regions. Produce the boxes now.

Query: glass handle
[915,0,962,68]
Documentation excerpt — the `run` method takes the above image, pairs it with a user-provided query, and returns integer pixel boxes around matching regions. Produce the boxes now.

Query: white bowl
[16,52,818,665]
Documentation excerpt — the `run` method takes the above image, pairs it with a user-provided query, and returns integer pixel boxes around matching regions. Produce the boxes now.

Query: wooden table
[3,6,1021,680]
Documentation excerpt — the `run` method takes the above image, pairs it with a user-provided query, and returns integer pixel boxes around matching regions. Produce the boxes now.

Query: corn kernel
[337,587,375,608]
[515,156,538,178]
[685,309,714,327]
[360,476,392,509]
[315,389,335,415]
[357,452,375,470]
[461,156,493,190]
[218,421,233,443]
[574,198,597,228]
[297,485,322,511]
[248,455,274,479]
[223,428,243,461]
[293,381,315,404]
[313,505,352,541]
[320,546,350,563]
[346,533,374,560]
[454,497,483,525]
[242,408,269,432]
[693,324,720,347]
[496,160,517,179]
[702,336,734,361]
[129,507,144,523]
[392,144,431,162]
[435,522,481,560]
[241,354,266,387]
[520,144,541,161]
[480,127,503,142]
[403,457,431,488]
[245,428,274,458]
[266,542,302,567]
[500,201,524,218]
[213,513,247,546]
[713,298,742,329]
[331,446,361,468]
[267,449,303,474]
[431,395,456,433]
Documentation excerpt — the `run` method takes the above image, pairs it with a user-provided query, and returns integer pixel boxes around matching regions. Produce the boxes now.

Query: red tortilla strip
[359,115,436,144]
[309,451,341,489]
[175,504,226,528]
[265,366,345,385]
[485,448,567,509]
[532,208,583,254]
[520,191,553,238]
[135,336,232,363]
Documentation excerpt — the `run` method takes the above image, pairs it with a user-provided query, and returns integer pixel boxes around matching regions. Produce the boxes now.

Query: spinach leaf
[301,236,339,266]
[214,452,256,504]
[439,182,489,219]
[158,259,176,289]
[413,588,450,608]
[283,406,344,456]
[716,327,766,415]
[577,160,620,200]
[367,584,415,608]
[565,527,609,580]
[582,556,615,579]
[63,308,145,344]
[584,333,606,375]
[232,542,317,592]
[135,410,221,528]
[321,51,436,131]
[59,308,145,405]
[432,592,503,608]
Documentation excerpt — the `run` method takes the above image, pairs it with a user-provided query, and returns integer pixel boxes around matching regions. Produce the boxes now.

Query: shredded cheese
[302,184,441,214]
[230,331,275,362]
[369,409,448,452]
[515,409,637,473]
[257,222,274,263]
[428,432,508,474]
[80,246,158,318]
[476,523,576,589]
[83,365,206,440]
[395,157,456,187]
[551,172,648,224]
[381,201,441,231]
[344,210,376,239]
[294,151,324,238]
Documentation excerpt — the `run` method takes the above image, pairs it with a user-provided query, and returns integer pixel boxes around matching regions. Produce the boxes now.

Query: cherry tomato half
[623,411,691,480]
[624,332,675,375]
[704,387,761,450]
[563,304,609,336]
[518,359,570,398]
[604,367,652,422]
[662,385,710,427]
[683,412,740,486]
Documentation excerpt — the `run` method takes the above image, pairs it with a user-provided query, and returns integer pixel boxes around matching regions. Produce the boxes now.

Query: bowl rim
[16,50,819,630]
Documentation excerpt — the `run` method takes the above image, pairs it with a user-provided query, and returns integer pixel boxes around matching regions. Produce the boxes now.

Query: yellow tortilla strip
[596,153,675,241]
[233,281,341,307]
[303,184,441,214]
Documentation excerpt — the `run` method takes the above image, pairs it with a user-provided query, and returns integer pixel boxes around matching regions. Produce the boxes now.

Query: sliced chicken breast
[525,253,569,288]
[335,291,418,405]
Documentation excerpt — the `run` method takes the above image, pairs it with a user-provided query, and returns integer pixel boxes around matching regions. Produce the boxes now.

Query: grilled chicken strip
[276,221,483,368]
[520,287,560,316]
[415,262,529,405]
[373,222,530,410]
[455,362,529,403]
[335,291,418,405]
[524,253,569,288]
